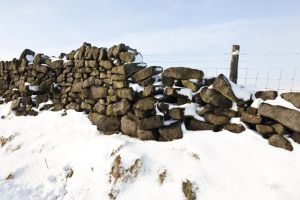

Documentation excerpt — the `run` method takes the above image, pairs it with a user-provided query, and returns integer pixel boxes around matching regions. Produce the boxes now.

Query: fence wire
[144,51,300,92]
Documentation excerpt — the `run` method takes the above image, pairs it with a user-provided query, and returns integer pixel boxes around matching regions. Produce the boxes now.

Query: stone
[93,101,106,114]
[11,99,20,110]
[134,109,154,119]
[199,87,232,108]
[271,123,287,135]
[95,115,121,134]
[268,134,293,151]
[83,77,95,88]
[169,108,184,120]
[139,116,163,130]
[137,128,156,140]
[212,74,248,105]
[116,88,134,100]
[162,76,174,87]
[162,67,204,80]
[256,125,276,138]
[121,115,138,137]
[186,119,216,131]
[112,99,130,116]
[134,97,157,111]
[245,107,257,115]
[33,54,44,64]
[159,122,183,141]
[80,102,92,110]
[90,86,108,99]
[19,49,35,60]
[214,108,238,118]
[119,52,135,63]
[137,77,155,87]
[255,90,278,101]
[281,92,300,109]
[123,63,146,75]
[258,103,300,133]
[181,80,199,92]
[40,78,54,92]
[131,66,163,82]
[100,60,113,69]
[51,60,64,70]
[291,132,300,144]
[71,82,83,93]
[204,113,230,125]
[224,123,245,133]
[35,95,48,106]
[113,81,128,89]
[240,112,262,124]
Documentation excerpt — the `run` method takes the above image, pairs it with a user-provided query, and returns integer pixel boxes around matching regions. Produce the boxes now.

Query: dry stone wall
[1,43,300,151]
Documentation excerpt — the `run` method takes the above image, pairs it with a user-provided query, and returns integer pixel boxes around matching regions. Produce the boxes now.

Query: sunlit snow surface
[1,103,300,200]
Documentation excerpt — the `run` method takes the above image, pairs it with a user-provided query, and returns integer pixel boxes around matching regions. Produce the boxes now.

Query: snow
[252,95,300,112]
[177,88,193,100]
[129,83,144,92]
[1,102,300,200]
[232,50,240,55]
[230,80,252,101]
[28,86,40,92]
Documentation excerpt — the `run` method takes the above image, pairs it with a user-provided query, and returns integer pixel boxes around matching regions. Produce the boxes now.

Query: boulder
[159,122,183,141]
[240,112,262,124]
[51,60,64,70]
[137,128,156,140]
[268,134,293,151]
[204,113,230,125]
[134,97,157,111]
[33,53,45,64]
[82,77,95,88]
[181,80,199,92]
[121,115,138,137]
[212,74,248,105]
[93,100,106,114]
[96,115,121,134]
[112,63,145,75]
[116,88,133,100]
[199,87,232,108]
[131,66,163,82]
[162,67,204,80]
[19,49,35,60]
[186,118,216,131]
[224,123,245,133]
[271,123,287,135]
[40,78,54,92]
[11,99,20,110]
[255,90,278,101]
[90,86,108,99]
[71,82,83,93]
[139,116,163,130]
[169,108,184,120]
[255,125,276,138]
[112,99,130,116]
[99,60,113,69]
[258,103,300,133]
[291,132,300,144]
[119,52,135,63]
[281,92,300,109]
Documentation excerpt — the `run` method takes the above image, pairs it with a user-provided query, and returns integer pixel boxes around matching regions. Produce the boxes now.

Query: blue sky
[1,0,300,77]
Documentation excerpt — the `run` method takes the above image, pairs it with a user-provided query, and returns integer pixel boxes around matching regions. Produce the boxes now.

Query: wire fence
[200,67,300,92]
[144,51,300,92]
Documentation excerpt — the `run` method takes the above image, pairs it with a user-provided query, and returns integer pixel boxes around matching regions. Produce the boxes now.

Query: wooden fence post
[229,45,240,84]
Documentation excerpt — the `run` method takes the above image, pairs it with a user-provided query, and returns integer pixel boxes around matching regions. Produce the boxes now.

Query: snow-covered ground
[1,102,300,200]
